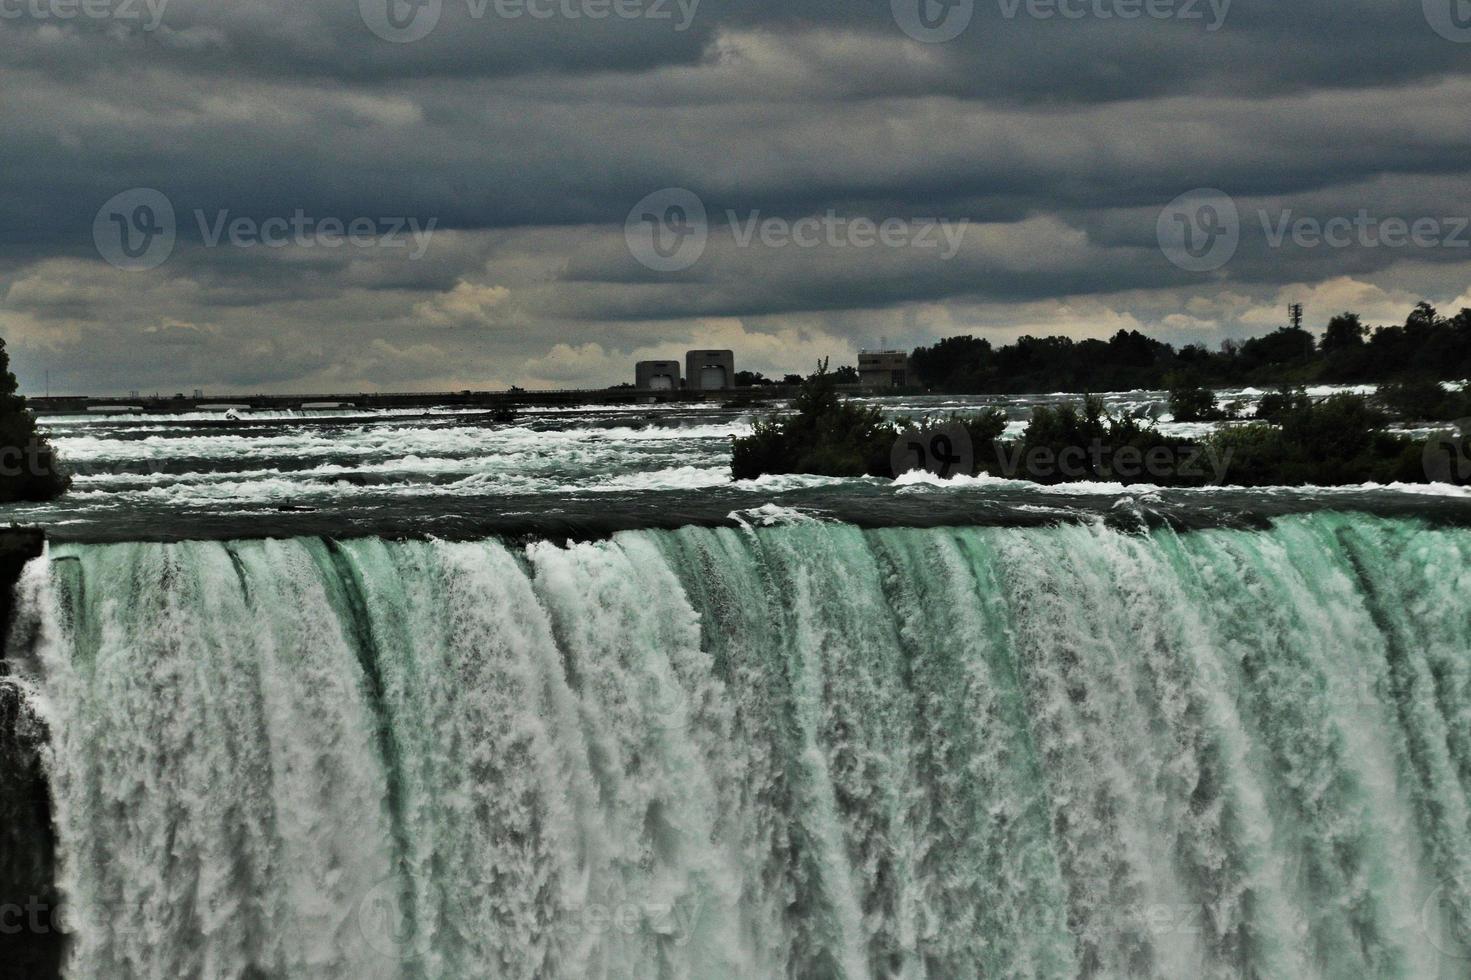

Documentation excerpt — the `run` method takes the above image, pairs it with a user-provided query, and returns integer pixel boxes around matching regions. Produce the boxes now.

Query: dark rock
[0,527,42,654]
[0,527,61,980]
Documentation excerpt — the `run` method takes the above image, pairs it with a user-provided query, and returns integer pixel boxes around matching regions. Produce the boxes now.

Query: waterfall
[8,513,1471,978]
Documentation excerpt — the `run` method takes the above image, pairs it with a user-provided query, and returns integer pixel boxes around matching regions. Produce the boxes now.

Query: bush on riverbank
[957,408,1009,467]
[1374,378,1471,422]
[731,363,896,480]
[990,395,1212,485]
[732,378,1444,488]
[0,340,67,503]
[1167,383,1228,423]
[1204,394,1425,485]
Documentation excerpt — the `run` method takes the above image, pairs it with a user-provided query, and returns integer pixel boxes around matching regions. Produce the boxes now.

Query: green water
[11,513,1471,978]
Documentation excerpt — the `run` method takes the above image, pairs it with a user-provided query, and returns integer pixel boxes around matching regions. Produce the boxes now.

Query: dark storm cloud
[3,0,1466,98]
[1,0,1470,391]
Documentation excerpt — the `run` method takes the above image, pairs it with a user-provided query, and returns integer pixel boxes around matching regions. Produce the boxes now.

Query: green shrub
[1167,384,1225,423]
[1204,393,1425,485]
[957,408,1009,468]
[730,376,1442,489]
[991,395,1209,485]
[1255,386,1313,424]
[731,367,897,480]
[0,339,68,503]
[1375,379,1464,422]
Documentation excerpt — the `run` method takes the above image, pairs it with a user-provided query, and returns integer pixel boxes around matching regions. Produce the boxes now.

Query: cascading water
[7,513,1471,978]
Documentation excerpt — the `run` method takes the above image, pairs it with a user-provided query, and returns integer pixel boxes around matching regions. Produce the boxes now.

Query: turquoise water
[10,513,1471,978]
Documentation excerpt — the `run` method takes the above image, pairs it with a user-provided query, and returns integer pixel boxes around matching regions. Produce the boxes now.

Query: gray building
[635,360,682,391]
[685,350,735,391]
[858,350,910,388]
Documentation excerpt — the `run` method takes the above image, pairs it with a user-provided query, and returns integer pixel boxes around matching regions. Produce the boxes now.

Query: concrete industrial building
[858,350,910,388]
[685,350,735,391]
[635,360,683,391]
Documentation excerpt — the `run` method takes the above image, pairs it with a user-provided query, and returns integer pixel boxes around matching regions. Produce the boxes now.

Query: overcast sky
[2,0,1470,394]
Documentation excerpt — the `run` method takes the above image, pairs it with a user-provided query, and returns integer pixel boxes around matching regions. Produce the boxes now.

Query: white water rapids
[7,513,1471,978]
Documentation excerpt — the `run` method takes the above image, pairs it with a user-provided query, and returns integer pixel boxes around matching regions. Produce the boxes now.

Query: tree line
[905,302,1471,394]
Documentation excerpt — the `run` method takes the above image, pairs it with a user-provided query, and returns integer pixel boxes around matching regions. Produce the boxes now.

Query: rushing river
[3,393,1471,979]
[3,388,1465,540]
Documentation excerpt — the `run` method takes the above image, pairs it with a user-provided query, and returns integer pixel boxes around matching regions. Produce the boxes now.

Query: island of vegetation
[733,302,1471,488]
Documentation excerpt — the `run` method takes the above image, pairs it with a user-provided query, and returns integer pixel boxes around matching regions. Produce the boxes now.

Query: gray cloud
[2,0,1470,392]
